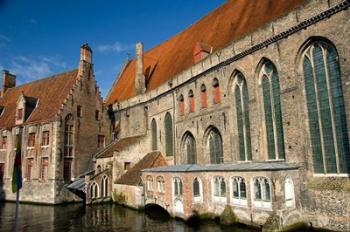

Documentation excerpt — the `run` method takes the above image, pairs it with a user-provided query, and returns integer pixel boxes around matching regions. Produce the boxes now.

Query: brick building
[90,0,349,230]
[0,44,110,204]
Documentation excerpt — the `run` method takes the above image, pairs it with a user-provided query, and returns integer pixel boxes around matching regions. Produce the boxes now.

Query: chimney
[2,70,16,96]
[135,42,146,95]
[78,43,93,77]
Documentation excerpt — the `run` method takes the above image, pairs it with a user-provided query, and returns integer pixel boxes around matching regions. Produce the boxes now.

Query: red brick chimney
[2,70,16,96]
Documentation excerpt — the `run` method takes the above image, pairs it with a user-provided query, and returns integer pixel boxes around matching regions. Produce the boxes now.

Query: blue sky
[0,0,224,97]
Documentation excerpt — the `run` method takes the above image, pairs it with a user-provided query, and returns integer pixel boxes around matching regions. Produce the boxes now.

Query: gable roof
[106,0,304,105]
[116,151,167,186]
[0,69,79,128]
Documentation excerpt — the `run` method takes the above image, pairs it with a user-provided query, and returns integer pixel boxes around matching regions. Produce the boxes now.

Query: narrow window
[124,162,131,171]
[284,177,295,208]
[77,105,82,118]
[146,176,153,191]
[41,131,49,146]
[0,163,5,184]
[1,136,7,149]
[179,95,185,116]
[157,176,165,193]
[40,157,49,181]
[17,108,23,120]
[183,132,196,164]
[95,110,100,121]
[102,176,109,197]
[188,90,195,112]
[252,177,272,209]
[64,159,72,182]
[200,84,208,108]
[97,135,105,148]
[213,176,226,199]
[151,119,157,150]
[302,41,350,174]
[260,61,285,160]
[64,114,74,157]
[234,73,252,161]
[27,133,35,148]
[173,177,183,197]
[193,178,200,197]
[26,158,33,181]
[212,78,221,104]
[164,113,173,156]
[207,127,223,164]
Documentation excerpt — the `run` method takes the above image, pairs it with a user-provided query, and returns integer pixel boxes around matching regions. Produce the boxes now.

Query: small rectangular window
[77,105,82,118]
[124,162,131,170]
[27,133,35,148]
[97,135,105,148]
[41,131,50,146]
[17,108,23,120]
[1,136,7,149]
[26,158,33,181]
[95,110,100,121]
[41,158,49,181]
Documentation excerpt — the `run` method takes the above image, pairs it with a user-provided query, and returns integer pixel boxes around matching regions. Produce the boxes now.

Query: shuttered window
[151,119,157,151]
[234,73,252,161]
[261,62,285,160]
[303,41,350,174]
[164,113,173,156]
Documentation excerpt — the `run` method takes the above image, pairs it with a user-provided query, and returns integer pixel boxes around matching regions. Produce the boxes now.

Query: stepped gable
[0,69,79,128]
[116,151,168,186]
[106,0,304,105]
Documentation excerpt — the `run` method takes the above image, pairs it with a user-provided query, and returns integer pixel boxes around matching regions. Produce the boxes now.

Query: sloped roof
[116,151,167,186]
[106,0,304,104]
[0,69,78,128]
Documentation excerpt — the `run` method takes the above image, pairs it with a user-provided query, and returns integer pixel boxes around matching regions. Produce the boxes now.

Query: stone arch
[101,175,109,197]
[181,131,197,164]
[204,126,223,164]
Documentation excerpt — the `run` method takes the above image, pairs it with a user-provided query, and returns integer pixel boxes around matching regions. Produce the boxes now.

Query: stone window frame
[300,39,350,176]
[178,94,185,116]
[200,84,208,109]
[64,114,74,158]
[41,130,50,147]
[151,118,158,151]
[192,177,203,203]
[257,59,285,161]
[212,176,227,204]
[97,134,105,148]
[231,176,248,207]
[212,78,221,104]
[181,131,197,164]
[173,177,183,199]
[251,176,272,210]
[101,175,109,197]
[188,89,195,113]
[204,126,224,164]
[27,132,36,148]
[25,158,34,181]
[146,175,153,192]
[284,176,295,208]
[90,182,99,199]
[156,176,165,193]
[164,112,174,156]
[230,71,253,162]
[40,157,49,181]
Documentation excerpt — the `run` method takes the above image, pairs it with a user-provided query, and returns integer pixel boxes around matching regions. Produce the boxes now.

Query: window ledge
[313,173,350,177]
[41,145,49,148]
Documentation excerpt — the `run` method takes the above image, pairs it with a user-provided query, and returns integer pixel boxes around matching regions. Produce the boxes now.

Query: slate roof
[0,69,79,128]
[142,162,299,173]
[105,0,304,104]
[116,151,167,186]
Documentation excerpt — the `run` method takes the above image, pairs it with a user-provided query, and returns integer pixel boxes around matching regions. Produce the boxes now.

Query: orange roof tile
[0,69,79,128]
[106,0,304,105]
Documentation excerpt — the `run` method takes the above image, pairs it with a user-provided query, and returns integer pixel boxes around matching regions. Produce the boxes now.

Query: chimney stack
[2,70,16,96]
[135,42,146,95]
[78,43,93,77]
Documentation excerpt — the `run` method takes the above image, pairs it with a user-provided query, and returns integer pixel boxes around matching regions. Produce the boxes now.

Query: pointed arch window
[200,84,208,108]
[164,113,173,156]
[206,127,223,164]
[151,119,157,151]
[183,132,196,164]
[101,175,109,197]
[188,90,195,113]
[302,41,350,174]
[233,73,252,161]
[260,61,285,160]
[212,78,221,104]
[178,95,185,116]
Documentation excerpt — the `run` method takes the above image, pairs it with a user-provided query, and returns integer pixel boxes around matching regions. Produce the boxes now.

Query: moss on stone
[198,212,217,221]
[283,222,309,231]
[262,213,281,232]
[308,178,350,192]
[219,205,238,226]
[112,191,126,205]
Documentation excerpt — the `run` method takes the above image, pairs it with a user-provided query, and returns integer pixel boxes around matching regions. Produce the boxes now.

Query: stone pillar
[78,43,92,77]
[135,42,146,95]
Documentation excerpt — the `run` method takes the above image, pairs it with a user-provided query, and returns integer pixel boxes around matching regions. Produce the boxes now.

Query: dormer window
[17,108,23,121]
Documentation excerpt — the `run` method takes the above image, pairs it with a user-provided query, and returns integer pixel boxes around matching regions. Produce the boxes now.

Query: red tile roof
[0,69,79,128]
[105,0,304,105]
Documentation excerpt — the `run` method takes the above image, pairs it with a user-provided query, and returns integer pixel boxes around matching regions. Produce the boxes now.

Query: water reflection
[0,203,259,232]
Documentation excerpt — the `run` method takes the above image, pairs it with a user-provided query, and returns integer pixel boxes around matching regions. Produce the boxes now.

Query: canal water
[0,202,258,232]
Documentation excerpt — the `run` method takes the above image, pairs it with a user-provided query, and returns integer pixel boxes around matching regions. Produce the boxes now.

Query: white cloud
[96,41,132,54]
[9,55,67,82]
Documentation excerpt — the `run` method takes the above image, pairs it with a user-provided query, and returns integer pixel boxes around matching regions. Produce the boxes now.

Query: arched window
[164,113,173,156]
[90,182,99,199]
[213,176,226,203]
[178,95,185,116]
[146,176,153,191]
[259,61,285,160]
[200,84,208,108]
[206,127,223,164]
[252,177,272,209]
[101,175,109,197]
[212,78,221,104]
[233,73,252,161]
[284,177,295,208]
[302,41,350,174]
[193,178,201,197]
[173,177,183,197]
[151,119,157,151]
[232,176,247,206]
[157,176,165,193]
[182,132,196,164]
[188,90,195,112]
[64,114,74,182]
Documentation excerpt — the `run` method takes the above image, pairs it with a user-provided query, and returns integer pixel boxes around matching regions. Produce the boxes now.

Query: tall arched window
[233,72,252,161]
[260,61,285,160]
[213,78,221,104]
[151,119,157,151]
[164,113,173,156]
[188,90,195,112]
[173,177,183,197]
[64,114,74,182]
[302,41,350,174]
[252,177,272,209]
[206,127,223,164]
[178,94,185,116]
[101,175,109,197]
[90,182,99,199]
[183,132,196,164]
[200,84,208,108]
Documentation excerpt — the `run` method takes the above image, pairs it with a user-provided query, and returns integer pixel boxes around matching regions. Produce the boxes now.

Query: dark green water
[0,202,258,232]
